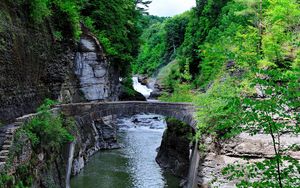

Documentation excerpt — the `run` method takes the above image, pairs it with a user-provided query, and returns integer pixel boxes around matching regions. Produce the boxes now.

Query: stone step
[1,145,11,150]
[0,156,7,162]
[0,149,9,155]
[0,150,9,155]
[3,140,12,144]
[5,134,13,139]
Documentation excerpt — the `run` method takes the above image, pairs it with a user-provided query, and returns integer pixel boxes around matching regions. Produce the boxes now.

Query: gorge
[0,0,299,188]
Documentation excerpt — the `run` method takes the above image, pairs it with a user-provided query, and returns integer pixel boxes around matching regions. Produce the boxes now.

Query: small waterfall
[132,77,153,99]
[66,141,76,188]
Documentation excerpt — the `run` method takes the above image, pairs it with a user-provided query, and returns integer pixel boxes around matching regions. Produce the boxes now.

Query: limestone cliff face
[74,35,120,101]
[71,115,120,176]
[0,1,120,123]
[0,1,80,123]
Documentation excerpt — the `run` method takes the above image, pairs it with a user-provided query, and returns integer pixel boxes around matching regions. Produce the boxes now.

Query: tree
[223,69,300,187]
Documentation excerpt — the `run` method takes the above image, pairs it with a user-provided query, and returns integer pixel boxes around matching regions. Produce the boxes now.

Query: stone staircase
[0,123,21,170]
[0,108,60,171]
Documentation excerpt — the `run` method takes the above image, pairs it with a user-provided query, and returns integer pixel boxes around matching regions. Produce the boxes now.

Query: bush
[29,0,81,39]
[159,84,195,103]
[30,0,51,24]
[23,99,74,152]
[194,77,243,139]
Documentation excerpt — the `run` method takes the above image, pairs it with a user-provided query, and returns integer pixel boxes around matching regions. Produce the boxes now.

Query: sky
[147,0,196,17]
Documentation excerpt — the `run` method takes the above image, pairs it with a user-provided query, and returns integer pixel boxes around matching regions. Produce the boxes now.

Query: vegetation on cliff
[6,0,150,77]
[0,99,75,188]
[134,0,299,186]
[0,0,299,187]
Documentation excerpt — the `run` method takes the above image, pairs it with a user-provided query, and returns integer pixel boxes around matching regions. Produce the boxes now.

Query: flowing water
[132,77,153,99]
[70,115,180,188]
[70,77,180,188]
[66,141,75,188]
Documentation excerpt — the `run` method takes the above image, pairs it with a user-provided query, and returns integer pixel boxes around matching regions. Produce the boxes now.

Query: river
[70,77,180,188]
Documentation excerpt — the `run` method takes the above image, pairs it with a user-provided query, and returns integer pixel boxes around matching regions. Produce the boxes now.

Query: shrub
[30,0,51,24]
[23,99,74,152]
[194,76,243,139]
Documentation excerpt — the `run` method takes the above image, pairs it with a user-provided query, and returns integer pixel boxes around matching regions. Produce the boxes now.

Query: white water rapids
[132,77,153,99]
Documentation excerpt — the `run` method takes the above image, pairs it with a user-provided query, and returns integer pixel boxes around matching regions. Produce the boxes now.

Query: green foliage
[165,117,194,141]
[177,0,230,80]
[222,68,300,187]
[223,156,300,188]
[121,77,136,96]
[194,76,243,139]
[198,1,260,88]
[55,0,81,39]
[133,22,166,74]
[0,173,13,188]
[135,0,300,187]
[23,0,147,75]
[29,0,51,23]
[262,0,300,69]
[159,84,195,103]
[14,164,33,187]
[133,11,190,75]
[53,31,63,41]
[23,99,74,152]
[29,0,81,39]
[0,99,75,188]
[80,0,144,74]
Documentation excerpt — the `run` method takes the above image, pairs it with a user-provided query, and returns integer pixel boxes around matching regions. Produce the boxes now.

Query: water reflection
[71,114,180,188]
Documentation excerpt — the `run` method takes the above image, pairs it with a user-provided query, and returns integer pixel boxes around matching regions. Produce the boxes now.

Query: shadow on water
[70,114,180,188]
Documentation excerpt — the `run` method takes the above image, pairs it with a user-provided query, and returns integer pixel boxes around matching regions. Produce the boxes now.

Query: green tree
[223,69,300,187]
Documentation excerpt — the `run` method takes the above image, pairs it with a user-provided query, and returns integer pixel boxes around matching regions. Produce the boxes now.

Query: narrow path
[0,122,21,169]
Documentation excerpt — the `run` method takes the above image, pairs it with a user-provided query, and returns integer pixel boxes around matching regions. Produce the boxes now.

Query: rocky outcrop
[137,75,149,86]
[71,115,120,176]
[137,76,164,99]
[0,1,85,123]
[197,133,300,187]
[156,118,193,179]
[74,34,120,101]
[149,79,165,99]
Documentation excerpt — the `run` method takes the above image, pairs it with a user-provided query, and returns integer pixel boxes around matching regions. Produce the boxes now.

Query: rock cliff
[156,118,193,179]
[0,1,120,123]
[71,115,120,176]
[0,1,122,187]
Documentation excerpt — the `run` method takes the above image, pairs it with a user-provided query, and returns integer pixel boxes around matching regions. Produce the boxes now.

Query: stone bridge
[1,101,200,188]
[59,101,200,188]
[59,101,198,129]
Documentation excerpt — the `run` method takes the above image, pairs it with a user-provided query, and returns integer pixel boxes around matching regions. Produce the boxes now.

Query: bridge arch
[59,101,199,188]
[59,101,197,129]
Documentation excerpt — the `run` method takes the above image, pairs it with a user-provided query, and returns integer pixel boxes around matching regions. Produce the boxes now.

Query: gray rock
[74,35,120,101]
[197,133,300,187]
[156,119,192,178]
